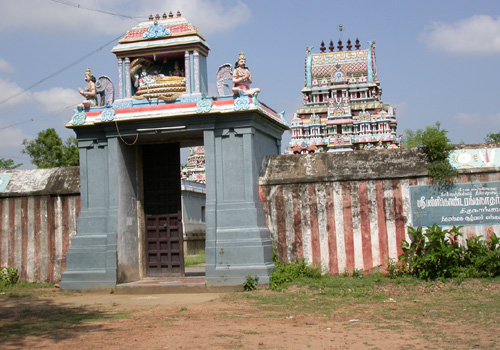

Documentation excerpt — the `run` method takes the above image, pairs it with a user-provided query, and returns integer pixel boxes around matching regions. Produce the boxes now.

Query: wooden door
[142,143,184,277]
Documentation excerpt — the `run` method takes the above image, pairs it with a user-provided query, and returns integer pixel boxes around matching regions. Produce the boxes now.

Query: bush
[270,255,322,291]
[243,275,259,291]
[399,225,500,280]
[0,267,20,285]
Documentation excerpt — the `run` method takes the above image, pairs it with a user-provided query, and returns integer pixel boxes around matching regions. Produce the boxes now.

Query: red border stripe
[341,182,355,272]
[392,180,406,257]
[375,181,389,266]
[291,186,303,260]
[308,185,321,265]
[358,181,373,272]
[275,186,288,262]
[326,184,338,275]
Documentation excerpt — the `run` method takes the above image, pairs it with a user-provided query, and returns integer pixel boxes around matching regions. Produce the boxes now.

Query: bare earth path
[1,280,499,349]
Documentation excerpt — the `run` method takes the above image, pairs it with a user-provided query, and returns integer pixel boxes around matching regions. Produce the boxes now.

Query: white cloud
[0,58,15,73]
[0,127,29,148]
[0,0,250,37]
[33,87,82,112]
[421,15,500,54]
[455,112,500,127]
[0,78,33,108]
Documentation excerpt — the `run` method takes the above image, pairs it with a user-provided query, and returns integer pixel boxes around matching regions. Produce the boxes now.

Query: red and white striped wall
[0,195,80,283]
[260,172,500,275]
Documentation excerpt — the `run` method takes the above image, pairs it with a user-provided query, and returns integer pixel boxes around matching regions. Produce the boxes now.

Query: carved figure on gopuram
[232,52,260,97]
[130,58,186,103]
[78,68,97,109]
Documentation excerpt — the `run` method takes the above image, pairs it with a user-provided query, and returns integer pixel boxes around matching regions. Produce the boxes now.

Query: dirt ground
[1,282,499,350]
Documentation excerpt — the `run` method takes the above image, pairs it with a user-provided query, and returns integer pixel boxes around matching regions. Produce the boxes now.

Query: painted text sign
[410,181,500,227]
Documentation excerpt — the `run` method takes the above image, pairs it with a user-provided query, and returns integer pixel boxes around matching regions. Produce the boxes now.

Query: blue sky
[1,0,499,168]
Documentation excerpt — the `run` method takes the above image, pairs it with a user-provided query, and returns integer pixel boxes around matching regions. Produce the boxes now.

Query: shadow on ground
[0,297,121,348]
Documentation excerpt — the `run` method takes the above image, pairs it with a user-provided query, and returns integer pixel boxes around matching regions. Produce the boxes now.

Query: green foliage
[0,158,22,170]
[184,250,205,267]
[485,132,500,144]
[0,267,19,285]
[22,128,79,168]
[243,275,259,291]
[270,254,322,291]
[399,225,500,280]
[403,122,457,184]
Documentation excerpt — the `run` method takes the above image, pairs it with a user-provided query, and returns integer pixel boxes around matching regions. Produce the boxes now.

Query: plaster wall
[259,148,500,274]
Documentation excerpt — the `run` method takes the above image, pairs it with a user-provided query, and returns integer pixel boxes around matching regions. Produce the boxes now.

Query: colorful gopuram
[287,39,399,153]
[182,146,206,183]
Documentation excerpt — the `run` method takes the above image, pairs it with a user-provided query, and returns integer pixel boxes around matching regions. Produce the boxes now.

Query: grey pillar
[193,50,200,94]
[61,136,117,289]
[125,58,132,98]
[184,51,191,94]
[204,113,284,286]
[117,58,123,99]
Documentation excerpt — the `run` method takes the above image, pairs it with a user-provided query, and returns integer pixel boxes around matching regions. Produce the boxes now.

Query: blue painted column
[204,112,285,286]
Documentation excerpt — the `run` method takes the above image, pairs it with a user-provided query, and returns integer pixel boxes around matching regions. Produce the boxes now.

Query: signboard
[0,174,11,193]
[410,181,500,227]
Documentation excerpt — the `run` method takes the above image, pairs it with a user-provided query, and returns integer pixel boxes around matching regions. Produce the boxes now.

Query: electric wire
[51,0,147,19]
[0,34,125,107]
[0,104,77,131]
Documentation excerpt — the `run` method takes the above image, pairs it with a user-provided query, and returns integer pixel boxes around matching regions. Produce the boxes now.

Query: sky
[1,0,500,168]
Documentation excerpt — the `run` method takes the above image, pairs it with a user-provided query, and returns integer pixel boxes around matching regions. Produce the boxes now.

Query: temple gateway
[60,12,288,289]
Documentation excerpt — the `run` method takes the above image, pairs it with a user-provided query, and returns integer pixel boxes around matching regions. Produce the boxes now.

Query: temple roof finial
[163,12,167,19]
[329,40,334,52]
[169,11,174,18]
[149,14,153,20]
[355,38,360,50]
[320,40,326,53]
[155,13,160,20]
[337,39,343,51]
[346,38,352,51]
[177,10,182,18]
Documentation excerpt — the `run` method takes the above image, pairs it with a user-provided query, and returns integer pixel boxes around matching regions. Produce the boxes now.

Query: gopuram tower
[287,38,399,153]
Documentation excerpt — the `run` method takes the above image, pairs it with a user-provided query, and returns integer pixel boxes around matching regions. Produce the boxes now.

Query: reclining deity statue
[232,52,260,97]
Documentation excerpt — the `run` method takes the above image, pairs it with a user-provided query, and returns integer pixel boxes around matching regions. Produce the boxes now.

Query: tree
[485,132,500,144]
[0,158,22,170]
[22,128,79,168]
[402,122,457,184]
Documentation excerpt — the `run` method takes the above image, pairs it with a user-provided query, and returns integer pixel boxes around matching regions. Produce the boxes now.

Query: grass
[236,274,500,349]
[0,281,61,298]
[184,250,205,267]
[0,282,128,347]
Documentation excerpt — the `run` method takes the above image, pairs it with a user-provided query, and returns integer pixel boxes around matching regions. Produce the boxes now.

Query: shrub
[270,255,322,291]
[0,267,20,285]
[399,225,500,280]
[243,275,259,291]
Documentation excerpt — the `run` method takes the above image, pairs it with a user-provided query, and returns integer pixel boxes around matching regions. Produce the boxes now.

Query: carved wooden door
[143,143,184,277]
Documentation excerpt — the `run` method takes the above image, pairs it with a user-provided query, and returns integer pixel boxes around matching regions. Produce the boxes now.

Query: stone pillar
[203,113,286,286]
[125,57,132,98]
[184,51,191,94]
[61,136,139,289]
[61,136,117,289]
[117,58,123,99]
[193,50,200,94]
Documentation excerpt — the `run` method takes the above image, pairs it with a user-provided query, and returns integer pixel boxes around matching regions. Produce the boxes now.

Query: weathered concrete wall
[181,180,206,254]
[259,147,500,274]
[0,168,80,283]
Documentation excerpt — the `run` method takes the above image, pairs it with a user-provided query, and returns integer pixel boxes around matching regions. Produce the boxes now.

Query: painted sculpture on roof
[232,52,260,97]
[131,58,185,102]
[287,38,400,154]
[78,68,97,109]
